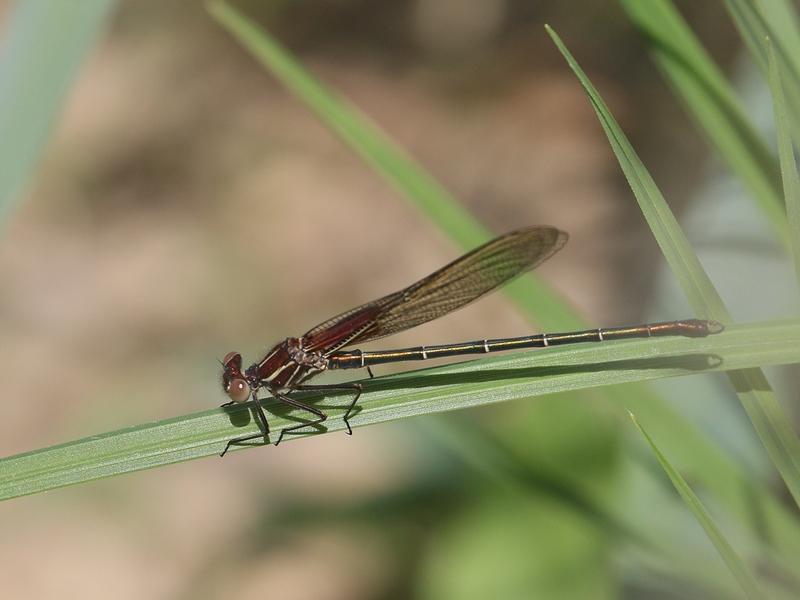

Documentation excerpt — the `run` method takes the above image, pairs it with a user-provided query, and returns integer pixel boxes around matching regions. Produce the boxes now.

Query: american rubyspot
[220,226,722,456]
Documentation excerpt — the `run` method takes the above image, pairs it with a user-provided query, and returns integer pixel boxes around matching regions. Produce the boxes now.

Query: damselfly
[220,226,722,456]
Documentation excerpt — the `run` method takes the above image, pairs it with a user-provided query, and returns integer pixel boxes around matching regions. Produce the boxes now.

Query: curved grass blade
[546,25,800,508]
[760,0,800,63]
[619,0,787,245]
[724,0,800,138]
[766,37,800,290]
[1,320,799,501]
[631,413,766,600]
[546,25,725,318]
[0,0,117,226]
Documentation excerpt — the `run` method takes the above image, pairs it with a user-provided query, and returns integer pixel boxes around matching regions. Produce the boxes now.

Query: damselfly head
[221,351,250,403]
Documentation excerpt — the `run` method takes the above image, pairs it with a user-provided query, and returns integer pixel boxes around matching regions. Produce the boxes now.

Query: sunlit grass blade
[0,0,117,226]
[760,0,800,63]
[724,0,800,137]
[766,37,800,290]
[630,413,766,600]
[546,25,724,318]
[546,25,800,508]
[619,0,787,245]
[1,319,799,501]
[207,0,578,329]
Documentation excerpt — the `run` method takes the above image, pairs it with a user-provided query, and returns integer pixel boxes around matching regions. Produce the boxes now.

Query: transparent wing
[302,226,568,354]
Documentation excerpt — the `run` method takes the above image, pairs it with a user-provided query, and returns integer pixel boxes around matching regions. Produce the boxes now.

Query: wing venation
[301,226,568,354]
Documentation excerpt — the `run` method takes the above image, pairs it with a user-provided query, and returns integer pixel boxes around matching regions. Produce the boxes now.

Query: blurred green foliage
[2,0,800,598]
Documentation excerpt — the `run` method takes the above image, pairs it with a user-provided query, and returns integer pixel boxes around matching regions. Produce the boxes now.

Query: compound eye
[226,378,250,403]
[223,352,242,369]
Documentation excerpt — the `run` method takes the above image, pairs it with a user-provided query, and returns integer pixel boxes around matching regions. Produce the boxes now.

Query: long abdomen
[328,319,723,369]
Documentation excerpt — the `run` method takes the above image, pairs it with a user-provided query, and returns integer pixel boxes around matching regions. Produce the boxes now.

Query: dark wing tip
[507,225,569,265]
[510,224,568,243]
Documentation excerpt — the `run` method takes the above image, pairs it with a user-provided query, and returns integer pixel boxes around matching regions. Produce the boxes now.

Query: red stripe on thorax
[302,305,380,353]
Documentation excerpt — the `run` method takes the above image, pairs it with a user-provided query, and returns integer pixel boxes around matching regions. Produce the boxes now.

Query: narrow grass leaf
[1,319,799,501]
[766,37,800,290]
[0,0,117,226]
[546,25,724,318]
[546,25,800,508]
[619,0,786,244]
[631,413,766,600]
[760,0,800,64]
[724,0,800,138]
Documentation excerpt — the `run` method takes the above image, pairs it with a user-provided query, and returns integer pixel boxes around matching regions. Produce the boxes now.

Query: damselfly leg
[294,382,363,436]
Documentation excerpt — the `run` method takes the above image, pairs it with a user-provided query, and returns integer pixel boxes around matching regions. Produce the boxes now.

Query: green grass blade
[1,320,799,501]
[619,0,787,244]
[206,0,580,329]
[0,0,117,225]
[766,37,800,290]
[760,0,800,63]
[724,0,800,137]
[630,413,766,600]
[546,25,800,508]
[617,383,800,563]
[546,25,725,319]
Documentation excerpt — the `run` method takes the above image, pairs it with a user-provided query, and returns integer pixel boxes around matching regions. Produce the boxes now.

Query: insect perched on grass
[219,226,722,456]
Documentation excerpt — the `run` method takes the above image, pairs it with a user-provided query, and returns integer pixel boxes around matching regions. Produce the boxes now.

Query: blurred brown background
[0,1,743,598]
